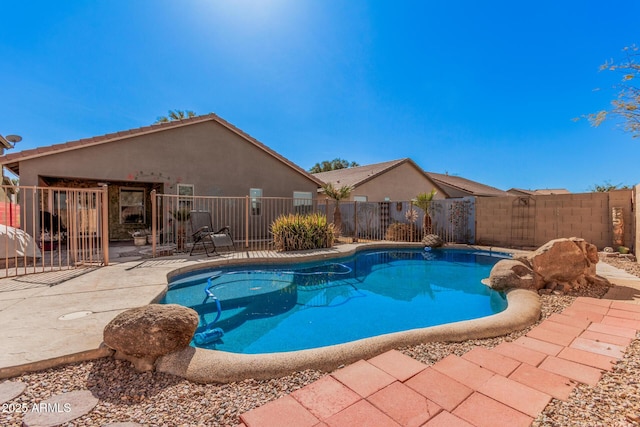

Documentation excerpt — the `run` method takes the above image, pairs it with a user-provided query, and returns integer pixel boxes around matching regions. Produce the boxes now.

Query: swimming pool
[162,248,509,354]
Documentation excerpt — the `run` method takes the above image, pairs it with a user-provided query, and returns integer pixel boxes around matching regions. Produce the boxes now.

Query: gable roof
[507,188,571,196]
[426,172,509,197]
[0,113,324,186]
[312,159,407,188]
[313,158,448,197]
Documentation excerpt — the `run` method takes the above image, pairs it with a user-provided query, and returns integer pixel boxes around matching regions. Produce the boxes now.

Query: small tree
[309,158,360,173]
[155,109,197,124]
[321,183,352,237]
[588,181,631,192]
[412,189,437,234]
[587,45,640,137]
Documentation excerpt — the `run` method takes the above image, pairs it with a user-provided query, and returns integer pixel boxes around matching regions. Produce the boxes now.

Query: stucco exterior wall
[348,163,444,202]
[17,121,318,198]
[14,120,320,240]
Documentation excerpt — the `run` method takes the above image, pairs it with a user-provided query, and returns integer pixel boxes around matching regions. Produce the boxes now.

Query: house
[507,188,571,196]
[313,158,447,202]
[425,172,510,198]
[0,114,324,240]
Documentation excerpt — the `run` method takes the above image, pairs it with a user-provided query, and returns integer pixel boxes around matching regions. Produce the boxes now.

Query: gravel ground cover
[2,255,639,426]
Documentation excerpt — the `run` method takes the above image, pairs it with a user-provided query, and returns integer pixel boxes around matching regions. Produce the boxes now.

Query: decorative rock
[0,380,26,404]
[22,390,98,427]
[486,259,535,291]
[489,237,610,292]
[528,237,597,287]
[103,304,199,361]
[113,351,156,372]
[422,234,443,248]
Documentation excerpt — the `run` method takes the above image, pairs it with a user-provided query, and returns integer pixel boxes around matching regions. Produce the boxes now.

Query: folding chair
[189,210,235,256]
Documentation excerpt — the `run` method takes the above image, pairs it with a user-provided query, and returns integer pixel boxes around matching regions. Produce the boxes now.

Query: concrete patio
[0,243,362,377]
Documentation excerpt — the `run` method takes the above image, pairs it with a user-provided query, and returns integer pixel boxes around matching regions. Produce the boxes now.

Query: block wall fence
[635,185,639,261]
[474,188,636,253]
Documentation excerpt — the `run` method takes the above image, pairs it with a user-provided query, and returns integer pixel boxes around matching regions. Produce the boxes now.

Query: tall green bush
[271,213,335,251]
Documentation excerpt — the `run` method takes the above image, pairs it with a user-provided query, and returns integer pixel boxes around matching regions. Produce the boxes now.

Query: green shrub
[385,222,419,242]
[271,213,335,251]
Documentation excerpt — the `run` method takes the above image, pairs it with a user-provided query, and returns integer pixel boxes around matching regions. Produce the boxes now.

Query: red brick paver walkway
[238,297,640,427]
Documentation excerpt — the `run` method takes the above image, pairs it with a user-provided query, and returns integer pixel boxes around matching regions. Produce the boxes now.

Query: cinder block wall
[475,197,513,247]
[475,190,634,250]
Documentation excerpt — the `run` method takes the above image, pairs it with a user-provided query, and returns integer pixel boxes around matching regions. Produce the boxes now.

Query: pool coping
[156,243,542,383]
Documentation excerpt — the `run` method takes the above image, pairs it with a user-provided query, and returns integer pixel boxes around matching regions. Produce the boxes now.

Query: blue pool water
[162,248,509,354]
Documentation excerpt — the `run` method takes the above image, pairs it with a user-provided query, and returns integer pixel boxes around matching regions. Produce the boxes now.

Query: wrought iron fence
[151,192,325,254]
[430,197,476,244]
[150,193,476,256]
[0,185,108,278]
[335,199,475,244]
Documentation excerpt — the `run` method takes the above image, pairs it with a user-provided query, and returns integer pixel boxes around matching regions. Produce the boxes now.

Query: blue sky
[1,1,639,193]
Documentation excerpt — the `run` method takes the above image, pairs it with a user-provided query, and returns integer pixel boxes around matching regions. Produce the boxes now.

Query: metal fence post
[245,195,249,249]
[353,201,358,242]
[101,185,109,266]
[151,189,156,257]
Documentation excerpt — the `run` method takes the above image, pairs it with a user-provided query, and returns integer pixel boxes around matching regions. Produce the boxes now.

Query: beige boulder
[422,234,444,248]
[104,304,199,370]
[487,259,535,291]
[528,238,598,288]
[489,237,609,293]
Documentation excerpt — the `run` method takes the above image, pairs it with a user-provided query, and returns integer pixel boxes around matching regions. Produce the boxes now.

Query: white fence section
[430,197,476,244]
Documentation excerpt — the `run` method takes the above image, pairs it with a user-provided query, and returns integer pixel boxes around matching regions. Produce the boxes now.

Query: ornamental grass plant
[271,213,335,251]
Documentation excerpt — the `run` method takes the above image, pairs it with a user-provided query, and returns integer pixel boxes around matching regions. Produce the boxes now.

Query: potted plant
[130,230,148,246]
[40,231,61,251]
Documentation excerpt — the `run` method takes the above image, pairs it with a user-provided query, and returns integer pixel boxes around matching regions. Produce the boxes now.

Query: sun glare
[197,0,298,32]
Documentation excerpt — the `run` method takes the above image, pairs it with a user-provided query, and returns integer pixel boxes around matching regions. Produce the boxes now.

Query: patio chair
[189,210,235,256]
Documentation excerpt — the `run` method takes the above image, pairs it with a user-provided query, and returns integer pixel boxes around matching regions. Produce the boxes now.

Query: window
[353,195,368,202]
[294,191,313,213]
[120,188,145,224]
[177,184,194,210]
[177,184,194,198]
[250,188,262,215]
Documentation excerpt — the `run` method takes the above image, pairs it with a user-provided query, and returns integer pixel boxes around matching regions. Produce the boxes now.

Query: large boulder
[528,237,598,288]
[104,304,199,371]
[489,237,609,293]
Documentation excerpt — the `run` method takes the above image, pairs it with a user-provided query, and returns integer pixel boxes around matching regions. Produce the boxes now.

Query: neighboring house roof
[426,172,509,197]
[0,113,324,186]
[313,158,448,196]
[314,159,404,188]
[507,188,571,196]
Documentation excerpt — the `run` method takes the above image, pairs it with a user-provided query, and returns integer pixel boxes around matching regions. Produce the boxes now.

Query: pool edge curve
[156,287,541,383]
